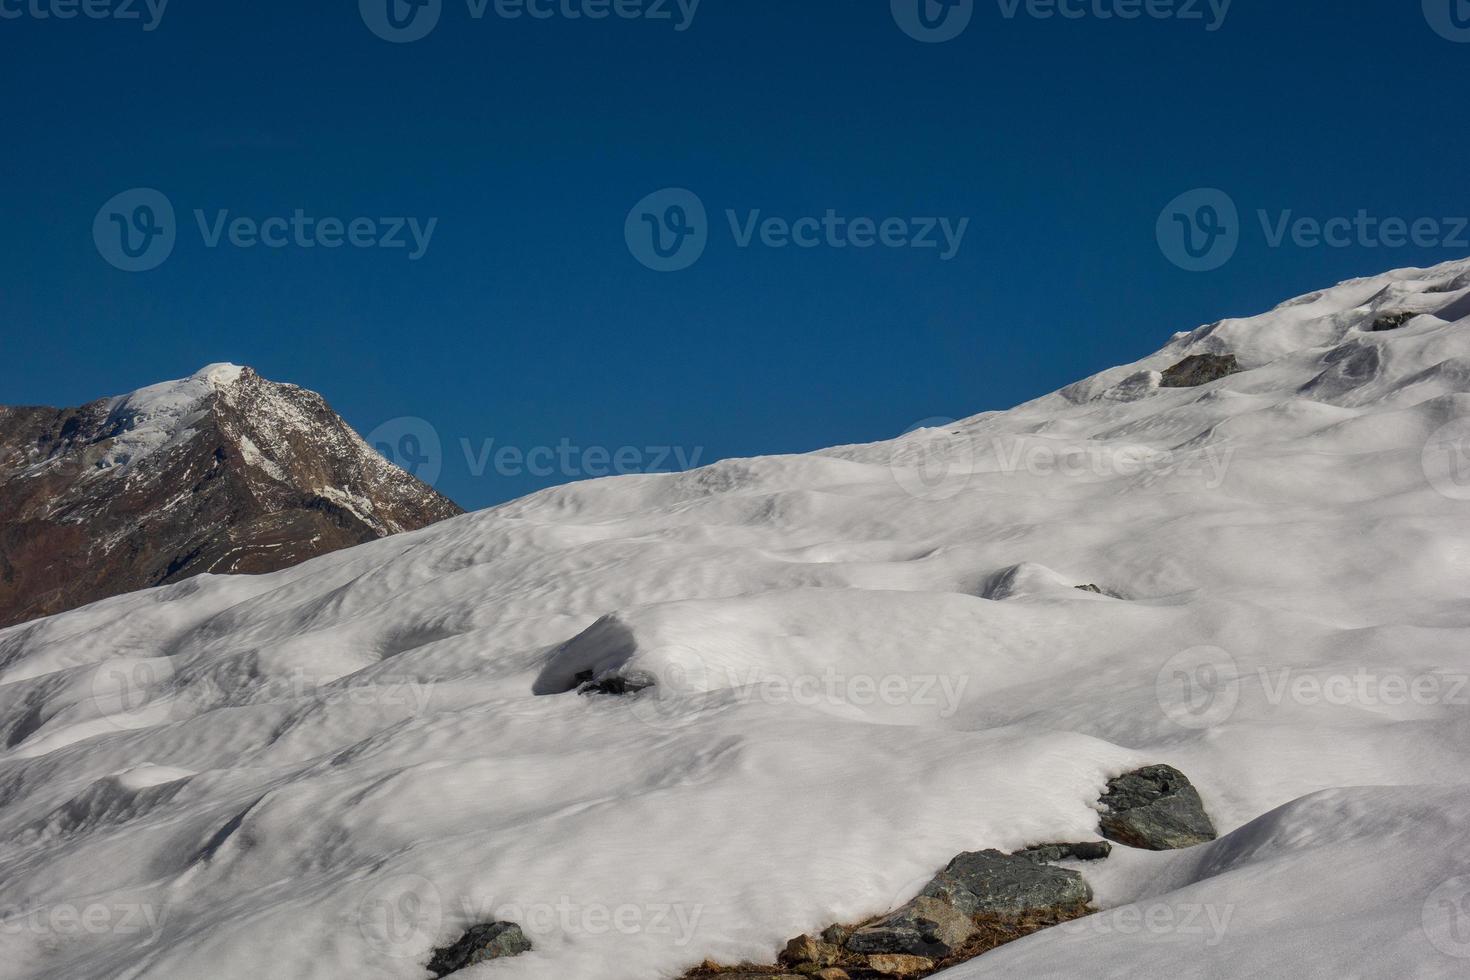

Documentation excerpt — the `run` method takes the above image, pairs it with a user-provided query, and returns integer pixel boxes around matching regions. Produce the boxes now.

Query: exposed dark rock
[920,850,1093,917]
[1159,353,1242,388]
[845,895,977,960]
[846,850,1091,960]
[1074,584,1124,599]
[691,846,1096,980]
[0,366,461,627]
[1020,841,1113,864]
[821,924,854,947]
[1098,765,1218,850]
[427,922,532,977]
[1369,311,1416,332]
[575,670,656,696]
[779,934,843,967]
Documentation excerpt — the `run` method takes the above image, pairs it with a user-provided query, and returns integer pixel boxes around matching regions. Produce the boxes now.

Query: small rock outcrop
[779,934,843,968]
[1019,841,1113,864]
[846,894,979,960]
[574,669,655,696]
[1369,311,1416,332]
[427,922,532,977]
[865,954,934,976]
[1098,765,1218,850]
[1159,353,1242,388]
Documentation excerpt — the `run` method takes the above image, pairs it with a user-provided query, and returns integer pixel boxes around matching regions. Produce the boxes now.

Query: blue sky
[4,0,1469,508]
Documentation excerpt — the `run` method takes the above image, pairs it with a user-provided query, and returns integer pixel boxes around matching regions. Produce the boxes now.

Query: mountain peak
[0,368,462,627]
[193,362,248,386]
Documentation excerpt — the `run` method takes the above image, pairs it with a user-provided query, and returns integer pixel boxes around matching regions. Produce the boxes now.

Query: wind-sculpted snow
[1,259,1470,978]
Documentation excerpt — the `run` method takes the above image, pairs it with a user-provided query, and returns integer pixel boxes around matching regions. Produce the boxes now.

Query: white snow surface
[91,363,248,474]
[3,263,1470,979]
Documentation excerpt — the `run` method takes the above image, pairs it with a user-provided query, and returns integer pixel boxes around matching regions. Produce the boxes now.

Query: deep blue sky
[4,0,1468,508]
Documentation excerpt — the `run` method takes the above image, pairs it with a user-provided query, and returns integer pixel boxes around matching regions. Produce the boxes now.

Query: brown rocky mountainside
[0,364,463,628]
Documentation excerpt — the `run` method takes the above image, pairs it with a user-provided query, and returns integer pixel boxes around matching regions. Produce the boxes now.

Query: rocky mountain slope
[0,364,462,627]
[0,259,1468,980]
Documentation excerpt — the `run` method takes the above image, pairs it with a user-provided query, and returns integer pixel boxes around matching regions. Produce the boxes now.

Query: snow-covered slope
[2,258,1470,979]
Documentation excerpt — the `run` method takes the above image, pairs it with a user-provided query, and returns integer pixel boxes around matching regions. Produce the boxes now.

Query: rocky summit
[0,364,461,627]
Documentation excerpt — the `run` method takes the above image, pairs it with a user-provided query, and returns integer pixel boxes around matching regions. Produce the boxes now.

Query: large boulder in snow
[1159,353,1241,388]
[1098,764,1218,850]
[426,922,532,976]
[922,850,1093,916]
[845,850,1091,959]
